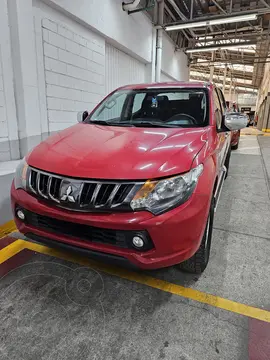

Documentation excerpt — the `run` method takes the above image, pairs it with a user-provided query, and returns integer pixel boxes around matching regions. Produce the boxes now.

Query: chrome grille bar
[27,167,141,212]
[48,177,60,203]
[106,184,121,207]
[90,183,102,206]
[29,169,38,194]
[37,172,49,199]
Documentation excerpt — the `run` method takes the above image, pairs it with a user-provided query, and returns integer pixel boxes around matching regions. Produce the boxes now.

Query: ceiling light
[186,42,256,53]
[187,46,219,53]
[165,13,258,31]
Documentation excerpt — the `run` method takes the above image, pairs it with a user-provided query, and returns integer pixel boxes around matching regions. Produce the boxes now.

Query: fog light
[17,209,25,220]
[132,236,144,248]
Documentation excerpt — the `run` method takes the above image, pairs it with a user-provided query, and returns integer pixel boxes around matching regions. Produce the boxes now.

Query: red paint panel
[0,236,17,251]
[0,249,34,277]
[249,317,270,359]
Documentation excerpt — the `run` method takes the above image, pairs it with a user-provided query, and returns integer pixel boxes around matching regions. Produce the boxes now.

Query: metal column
[223,65,227,93]
[209,52,215,81]
[155,0,164,82]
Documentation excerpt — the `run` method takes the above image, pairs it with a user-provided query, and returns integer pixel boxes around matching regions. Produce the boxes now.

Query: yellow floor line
[0,220,17,239]
[0,240,26,263]
[1,239,270,323]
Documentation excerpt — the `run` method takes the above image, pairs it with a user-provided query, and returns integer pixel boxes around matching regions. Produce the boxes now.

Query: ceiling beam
[190,66,253,77]
[190,66,253,80]
[190,74,258,89]
[229,0,233,13]
[166,0,196,37]
[190,0,194,19]
[190,58,256,65]
[259,0,270,9]
[191,59,270,65]
[163,8,270,29]
[190,51,262,60]
[164,3,191,41]
[195,31,270,43]
[193,26,261,37]
[210,0,227,14]
[185,41,256,53]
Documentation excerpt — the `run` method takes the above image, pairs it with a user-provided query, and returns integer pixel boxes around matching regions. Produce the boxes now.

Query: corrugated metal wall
[105,43,146,93]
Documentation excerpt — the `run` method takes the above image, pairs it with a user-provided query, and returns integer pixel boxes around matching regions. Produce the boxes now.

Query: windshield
[86,88,209,128]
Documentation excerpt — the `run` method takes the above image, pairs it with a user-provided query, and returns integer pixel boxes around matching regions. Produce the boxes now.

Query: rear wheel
[179,197,215,274]
[231,142,239,150]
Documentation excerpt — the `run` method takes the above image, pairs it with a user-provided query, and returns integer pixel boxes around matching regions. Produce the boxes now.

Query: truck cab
[11,82,247,274]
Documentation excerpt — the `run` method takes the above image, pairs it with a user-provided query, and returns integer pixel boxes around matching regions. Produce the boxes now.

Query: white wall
[0,49,9,160]
[161,34,189,81]
[42,17,106,131]
[0,0,19,161]
[41,0,153,64]
[256,60,270,112]
[105,43,146,93]
[161,72,175,82]
[32,0,107,133]
[1,0,189,160]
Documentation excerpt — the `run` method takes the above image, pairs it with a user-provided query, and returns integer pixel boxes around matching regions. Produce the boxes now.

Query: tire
[224,147,231,179]
[231,143,239,150]
[179,197,215,274]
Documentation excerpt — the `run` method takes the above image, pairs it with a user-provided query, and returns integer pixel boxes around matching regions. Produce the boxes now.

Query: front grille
[23,209,153,251]
[28,168,142,212]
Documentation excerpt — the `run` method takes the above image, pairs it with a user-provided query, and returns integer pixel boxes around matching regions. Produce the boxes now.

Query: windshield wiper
[130,122,178,128]
[89,120,178,128]
[89,120,134,127]
[89,120,114,125]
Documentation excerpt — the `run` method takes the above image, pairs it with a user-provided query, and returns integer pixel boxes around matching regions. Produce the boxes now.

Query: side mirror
[224,112,248,131]
[77,110,89,123]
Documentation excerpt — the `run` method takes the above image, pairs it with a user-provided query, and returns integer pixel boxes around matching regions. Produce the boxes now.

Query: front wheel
[179,197,215,274]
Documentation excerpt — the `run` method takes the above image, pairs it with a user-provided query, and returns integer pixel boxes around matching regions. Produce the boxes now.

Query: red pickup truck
[11,82,247,274]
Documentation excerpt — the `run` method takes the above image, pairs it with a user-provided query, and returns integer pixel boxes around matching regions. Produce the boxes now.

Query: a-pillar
[7,0,42,157]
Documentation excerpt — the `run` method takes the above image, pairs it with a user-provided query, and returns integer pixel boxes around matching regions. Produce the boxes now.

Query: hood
[27,123,208,180]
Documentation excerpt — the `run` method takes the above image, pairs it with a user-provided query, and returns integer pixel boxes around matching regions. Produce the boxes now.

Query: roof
[119,81,211,90]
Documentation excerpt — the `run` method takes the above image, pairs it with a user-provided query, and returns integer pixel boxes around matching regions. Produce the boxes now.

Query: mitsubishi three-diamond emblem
[61,185,76,203]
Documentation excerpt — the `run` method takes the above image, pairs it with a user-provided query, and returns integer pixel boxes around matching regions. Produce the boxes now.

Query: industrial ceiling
[159,0,270,94]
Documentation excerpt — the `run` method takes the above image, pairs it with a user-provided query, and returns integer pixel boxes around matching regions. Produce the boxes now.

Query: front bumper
[11,179,211,270]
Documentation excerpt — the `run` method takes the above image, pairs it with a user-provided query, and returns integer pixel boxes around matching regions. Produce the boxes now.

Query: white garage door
[105,43,146,93]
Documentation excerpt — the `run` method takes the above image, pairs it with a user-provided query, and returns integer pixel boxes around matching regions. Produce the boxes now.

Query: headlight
[130,164,203,215]
[14,158,29,190]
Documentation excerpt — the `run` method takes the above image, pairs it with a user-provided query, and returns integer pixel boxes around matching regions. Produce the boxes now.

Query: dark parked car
[231,129,240,150]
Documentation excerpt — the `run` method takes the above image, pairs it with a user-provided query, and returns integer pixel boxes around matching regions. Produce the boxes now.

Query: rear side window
[213,89,223,129]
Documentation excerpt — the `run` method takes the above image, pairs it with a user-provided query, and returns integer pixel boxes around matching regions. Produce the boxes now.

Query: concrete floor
[1,134,270,359]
